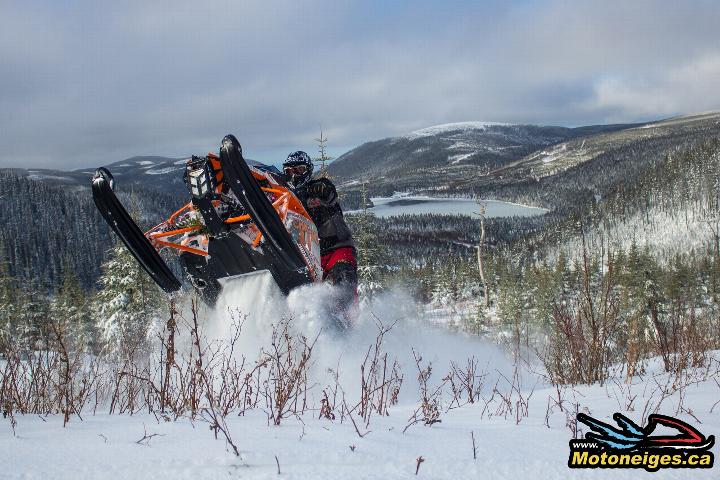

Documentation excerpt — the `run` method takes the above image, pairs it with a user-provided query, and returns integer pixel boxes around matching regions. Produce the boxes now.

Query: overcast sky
[1,0,719,169]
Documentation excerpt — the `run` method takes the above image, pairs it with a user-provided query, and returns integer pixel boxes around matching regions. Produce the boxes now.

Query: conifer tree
[313,128,333,179]
[431,266,452,307]
[93,197,164,356]
[0,241,18,341]
[93,241,164,356]
[16,287,50,350]
[354,182,386,302]
[50,262,91,351]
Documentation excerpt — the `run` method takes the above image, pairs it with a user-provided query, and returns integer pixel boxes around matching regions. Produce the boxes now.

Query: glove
[307,182,328,199]
[307,181,336,205]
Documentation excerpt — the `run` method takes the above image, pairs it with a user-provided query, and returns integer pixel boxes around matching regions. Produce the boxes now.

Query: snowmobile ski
[91,167,182,293]
[218,135,307,272]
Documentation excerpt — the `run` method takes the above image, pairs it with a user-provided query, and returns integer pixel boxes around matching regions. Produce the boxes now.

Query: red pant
[320,247,357,280]
[320,247,358,324]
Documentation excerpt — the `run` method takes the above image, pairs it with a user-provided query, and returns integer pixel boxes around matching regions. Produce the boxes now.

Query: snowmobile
[92,134,322,305]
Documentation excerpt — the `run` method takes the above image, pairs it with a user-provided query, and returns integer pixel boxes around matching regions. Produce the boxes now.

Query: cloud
[587,55,720,120]
[1,0,719,168]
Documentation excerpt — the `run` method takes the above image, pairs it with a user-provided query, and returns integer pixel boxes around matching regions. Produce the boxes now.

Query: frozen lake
[365,196,548,218]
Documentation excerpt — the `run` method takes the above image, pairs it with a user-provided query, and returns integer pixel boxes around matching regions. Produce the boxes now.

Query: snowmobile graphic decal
[568,412,714,471]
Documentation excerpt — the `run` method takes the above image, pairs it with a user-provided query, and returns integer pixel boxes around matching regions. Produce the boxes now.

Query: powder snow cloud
[1,0,719,168]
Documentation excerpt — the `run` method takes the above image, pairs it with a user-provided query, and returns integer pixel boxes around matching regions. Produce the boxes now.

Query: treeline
[523,137,720,261]
[346,212,554,269]
[0,238,164,357]
[0,170,182,291]
[370,236,720,381]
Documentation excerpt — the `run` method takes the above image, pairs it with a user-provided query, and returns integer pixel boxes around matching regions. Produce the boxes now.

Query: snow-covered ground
[6,358,719,479]
[406,122,513,139]
[4,277,719,479]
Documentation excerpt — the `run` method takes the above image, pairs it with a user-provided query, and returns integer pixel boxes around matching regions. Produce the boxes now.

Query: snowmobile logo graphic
[568,412,714,471]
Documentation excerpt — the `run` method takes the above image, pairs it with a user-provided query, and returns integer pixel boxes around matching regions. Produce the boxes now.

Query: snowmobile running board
[92,168,183,294]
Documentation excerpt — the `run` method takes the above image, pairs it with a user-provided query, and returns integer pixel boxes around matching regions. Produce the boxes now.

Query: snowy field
[365,196,548,218]
[6,359,719,479]
[4,276,719,479]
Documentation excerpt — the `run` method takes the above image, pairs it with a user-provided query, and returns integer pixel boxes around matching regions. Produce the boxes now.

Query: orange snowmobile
[92,134,322,305]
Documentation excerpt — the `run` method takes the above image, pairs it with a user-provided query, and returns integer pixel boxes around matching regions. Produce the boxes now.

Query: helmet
[283,151,314,188]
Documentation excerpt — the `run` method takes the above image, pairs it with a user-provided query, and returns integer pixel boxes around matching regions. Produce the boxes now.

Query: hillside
[531,135,720,263]
[0,169,181,289]
[328,122,639,196]
[2,113,718,290]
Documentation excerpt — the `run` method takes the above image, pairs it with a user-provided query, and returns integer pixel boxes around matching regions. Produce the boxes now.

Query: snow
[26,172,74,182]
[3,273,719,479]
[0,409,581,479]
[448,153,474,164]
[6,341,719,479]
[553,203,716,265]
[144,166,184,175]
[406,122,513,139]
[540,143,568,163]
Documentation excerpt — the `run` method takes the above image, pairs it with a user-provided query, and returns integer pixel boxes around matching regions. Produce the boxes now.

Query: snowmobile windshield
[247,161,283,176]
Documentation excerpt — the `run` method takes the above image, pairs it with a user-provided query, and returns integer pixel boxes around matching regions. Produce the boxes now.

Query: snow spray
[200,273,512,404]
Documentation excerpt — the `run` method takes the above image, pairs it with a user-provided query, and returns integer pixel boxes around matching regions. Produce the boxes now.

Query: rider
[282,151,358,323]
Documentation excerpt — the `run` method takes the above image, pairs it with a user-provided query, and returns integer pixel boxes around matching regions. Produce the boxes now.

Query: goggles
[284,165,308,176]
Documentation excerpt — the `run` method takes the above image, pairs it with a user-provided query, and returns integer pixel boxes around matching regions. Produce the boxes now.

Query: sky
[1,0,719,169]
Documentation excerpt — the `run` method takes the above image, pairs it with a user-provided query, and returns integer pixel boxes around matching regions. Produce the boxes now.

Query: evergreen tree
[0,238,49,349]
[313,129,333,179]
[93,241,164,356]
[354,182,387,302]
[0,241,18,341]
[16,287,51,350]
[50,263,91,352]
[430,266,452,307]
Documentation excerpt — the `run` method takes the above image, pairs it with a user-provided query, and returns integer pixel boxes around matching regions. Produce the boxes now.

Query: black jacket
[293,178,355,256]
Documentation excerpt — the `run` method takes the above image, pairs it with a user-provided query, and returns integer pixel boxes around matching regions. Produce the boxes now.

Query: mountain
[327,121,640,195]
[2,112,718,290]
[526,127,720,263]
[21,155,269,199]
[330,113,720,211]
[19,156,190,199]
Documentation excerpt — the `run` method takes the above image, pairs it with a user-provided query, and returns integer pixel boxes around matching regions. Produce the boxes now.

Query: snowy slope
[6,355,719,479]
[4,276,720,479]
[406,122,514,139]
[554,205,717,264]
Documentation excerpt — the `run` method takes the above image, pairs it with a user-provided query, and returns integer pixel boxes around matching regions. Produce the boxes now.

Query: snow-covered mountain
[327,122,639,194]
[16,156,190,199]
[16,155,269,200]
[484,111,720,185]
[2,112,718,289]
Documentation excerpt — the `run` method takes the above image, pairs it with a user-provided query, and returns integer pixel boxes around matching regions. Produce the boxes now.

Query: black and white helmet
[283,151,314,188]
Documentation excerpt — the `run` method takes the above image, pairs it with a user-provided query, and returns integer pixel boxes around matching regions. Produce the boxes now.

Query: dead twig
[136,424,165,446]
